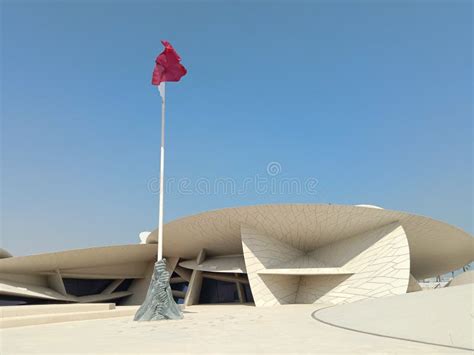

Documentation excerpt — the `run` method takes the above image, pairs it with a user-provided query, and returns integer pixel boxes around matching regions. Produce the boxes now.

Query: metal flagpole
[157,82,166,261]
[133,41,186,321]
[133,81,182,322]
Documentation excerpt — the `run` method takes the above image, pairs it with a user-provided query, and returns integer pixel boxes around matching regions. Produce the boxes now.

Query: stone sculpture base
[134,258,183,321]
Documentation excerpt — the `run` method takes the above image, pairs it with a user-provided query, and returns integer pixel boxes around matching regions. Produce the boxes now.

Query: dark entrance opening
[62,278,113,297]
[198,274,254,304]
[170,271,189,304]
[243,283,254,303]
[199,278,239,304]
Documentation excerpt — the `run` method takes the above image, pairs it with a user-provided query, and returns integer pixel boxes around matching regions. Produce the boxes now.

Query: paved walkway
[313,284,474,351]
[1,303,468,354]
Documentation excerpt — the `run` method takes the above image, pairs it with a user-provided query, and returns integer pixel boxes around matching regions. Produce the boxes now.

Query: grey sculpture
[134,259,183,321]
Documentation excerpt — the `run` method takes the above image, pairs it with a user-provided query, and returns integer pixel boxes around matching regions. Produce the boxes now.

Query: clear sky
[2,1,472,256]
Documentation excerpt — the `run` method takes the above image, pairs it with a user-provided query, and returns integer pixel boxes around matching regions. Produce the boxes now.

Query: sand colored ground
[1,301,471,354]
[314,284,474,351]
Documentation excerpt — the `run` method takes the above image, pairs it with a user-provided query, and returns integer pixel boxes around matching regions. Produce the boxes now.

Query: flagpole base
[133,258,183,321]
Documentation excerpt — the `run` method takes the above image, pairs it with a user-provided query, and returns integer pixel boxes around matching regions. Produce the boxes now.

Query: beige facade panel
[257,269,353,275]
[0,245,158,305]
[242,222,410,306]
[296,223,410,304]
[0,204,471,307]
[58,262,151,279]
[0,272,49,289]
[179,255,246,273]
[76,291,133,303]
[0,279,73,301]
[0,244,156,274]
[183,249,207,306]
[101,279,125,295]
[184,270,203,307]
[147,204,473,279]
[407,274,422,292]
[47,270,67,295]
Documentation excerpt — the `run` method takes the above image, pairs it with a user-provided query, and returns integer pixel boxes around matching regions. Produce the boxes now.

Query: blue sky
[2,1,472,256]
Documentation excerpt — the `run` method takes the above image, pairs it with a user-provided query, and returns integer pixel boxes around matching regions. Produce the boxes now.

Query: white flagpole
[157,82,166,261]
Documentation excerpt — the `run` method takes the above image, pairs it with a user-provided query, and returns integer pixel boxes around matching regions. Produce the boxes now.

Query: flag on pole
[152,40,187,87]
[134,40,187,321]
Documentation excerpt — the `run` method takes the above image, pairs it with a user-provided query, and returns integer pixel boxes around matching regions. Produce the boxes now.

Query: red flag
[152,40,187,86]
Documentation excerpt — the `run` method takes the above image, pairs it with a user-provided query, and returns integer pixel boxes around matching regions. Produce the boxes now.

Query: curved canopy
[0,244,156,274]
[146,204,473,279]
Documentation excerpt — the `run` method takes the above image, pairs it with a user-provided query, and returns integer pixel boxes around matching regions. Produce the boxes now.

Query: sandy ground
[0,303,469,354]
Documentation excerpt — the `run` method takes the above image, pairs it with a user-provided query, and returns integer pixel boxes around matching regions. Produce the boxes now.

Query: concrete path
[313,284,474,351]
[0,304,138,329]
[1,303,469,354]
